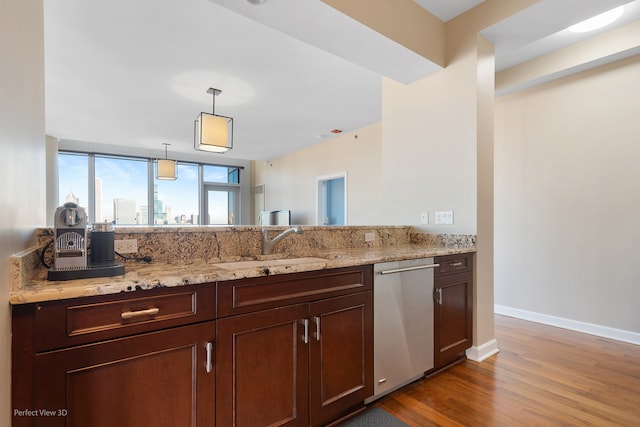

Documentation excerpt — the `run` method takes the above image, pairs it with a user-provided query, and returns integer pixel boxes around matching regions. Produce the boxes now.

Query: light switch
[435,211,454,225]
[420,212,429,224]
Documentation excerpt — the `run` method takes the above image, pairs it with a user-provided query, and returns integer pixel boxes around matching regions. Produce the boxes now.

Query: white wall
[495,54,640,336]
[0,0,46,422]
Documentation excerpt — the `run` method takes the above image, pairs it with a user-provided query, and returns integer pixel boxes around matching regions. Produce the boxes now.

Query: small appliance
[48,194,124,281]
[90,222,116,263]
[52,193,88,271]
[259,210,291,226]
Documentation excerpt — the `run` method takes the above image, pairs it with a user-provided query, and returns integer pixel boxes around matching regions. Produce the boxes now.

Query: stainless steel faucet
[261,227,302,255]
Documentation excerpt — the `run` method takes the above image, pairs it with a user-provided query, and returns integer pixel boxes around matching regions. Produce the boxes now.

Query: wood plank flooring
[373,314,640,426]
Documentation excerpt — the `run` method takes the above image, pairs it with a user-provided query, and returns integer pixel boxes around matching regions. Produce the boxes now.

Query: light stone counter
[10,226,475,305]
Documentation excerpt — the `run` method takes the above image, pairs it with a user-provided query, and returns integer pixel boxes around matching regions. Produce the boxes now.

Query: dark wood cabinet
[216,303,310,427]
[216,266,373,427]
[433,253,473,370]
[34,321,215,427]
[308,292,373,427]
[12,283,216,427]
[13,265,374,427]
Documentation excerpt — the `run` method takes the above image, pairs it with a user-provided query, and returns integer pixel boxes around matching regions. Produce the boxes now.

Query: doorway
[316,172,347,225]
[253,184,265,225]
[203,184,239,225]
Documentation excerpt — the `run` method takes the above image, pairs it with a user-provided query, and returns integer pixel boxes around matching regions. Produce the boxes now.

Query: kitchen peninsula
[11,225,475,427]
[11,225,474,304]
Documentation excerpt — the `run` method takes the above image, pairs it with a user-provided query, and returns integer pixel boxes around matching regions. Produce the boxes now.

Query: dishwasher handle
[376,263,439,275]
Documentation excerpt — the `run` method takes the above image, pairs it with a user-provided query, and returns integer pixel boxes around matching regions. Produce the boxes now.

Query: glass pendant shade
[157,159,177,180]
[194,112,233,153]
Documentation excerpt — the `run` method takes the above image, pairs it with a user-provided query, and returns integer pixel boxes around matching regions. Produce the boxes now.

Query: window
[57,151,244,226]
[202,165,241,225]
[95,156,148,225]
[153,163,199,224]
[58,152,89,212]
[203,165,240,184]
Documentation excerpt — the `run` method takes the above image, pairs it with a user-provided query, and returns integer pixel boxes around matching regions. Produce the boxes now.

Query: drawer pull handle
[205,342,213,374]
[301,319,309,344]
[313,316,321,341]
[434,288,443,305]
[121,307,160,320]
[450,262,464,267]
[377,264,439,275]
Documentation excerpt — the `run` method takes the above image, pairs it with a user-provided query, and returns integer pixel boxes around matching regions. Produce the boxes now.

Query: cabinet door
[308,292,373,427]
[434,271,473,368]
[216,304,310,427]
[33,322,215,427]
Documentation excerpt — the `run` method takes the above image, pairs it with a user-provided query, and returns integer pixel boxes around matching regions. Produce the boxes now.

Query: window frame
[57,150,245,226]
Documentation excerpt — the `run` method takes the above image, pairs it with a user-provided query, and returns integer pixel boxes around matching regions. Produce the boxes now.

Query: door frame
[315,172,347,226]
[202,183,240,225]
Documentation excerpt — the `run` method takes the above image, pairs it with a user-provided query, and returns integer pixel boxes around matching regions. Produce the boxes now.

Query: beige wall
[379,54,477,234]
[0,0,46,422]
[252,122,383,225]
[475,35,496,349]
[321,0,445,67]
[496,20,640,95]
[495,54,640,335]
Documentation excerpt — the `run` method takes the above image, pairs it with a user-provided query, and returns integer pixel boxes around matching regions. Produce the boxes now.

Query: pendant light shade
[194,88,233,153]
[156,143,177,180]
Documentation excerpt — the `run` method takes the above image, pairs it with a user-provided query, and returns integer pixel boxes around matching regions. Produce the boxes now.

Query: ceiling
[44,0,640,162]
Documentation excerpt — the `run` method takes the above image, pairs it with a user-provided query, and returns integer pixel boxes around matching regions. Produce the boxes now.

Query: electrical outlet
[364,232,375,242]
[420,212,429,224]
[114,239,138,254]
[435,211,454,225]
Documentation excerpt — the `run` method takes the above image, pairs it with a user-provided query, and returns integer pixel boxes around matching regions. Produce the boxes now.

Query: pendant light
[157,143,178,180]
[194,88,233,153]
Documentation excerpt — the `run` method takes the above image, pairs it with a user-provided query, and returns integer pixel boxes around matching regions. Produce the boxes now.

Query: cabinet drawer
[34,283,215,351]
[217,265,373,317]
[435,253,472,276]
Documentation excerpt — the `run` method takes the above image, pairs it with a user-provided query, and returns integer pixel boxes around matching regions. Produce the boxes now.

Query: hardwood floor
[374,314,640,426]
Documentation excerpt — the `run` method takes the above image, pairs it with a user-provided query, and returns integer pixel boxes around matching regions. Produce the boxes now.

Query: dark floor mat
[338,407,410,427]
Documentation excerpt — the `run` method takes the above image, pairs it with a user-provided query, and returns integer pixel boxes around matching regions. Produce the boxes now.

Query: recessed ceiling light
[246,0,268,5]
[568,6,624,33]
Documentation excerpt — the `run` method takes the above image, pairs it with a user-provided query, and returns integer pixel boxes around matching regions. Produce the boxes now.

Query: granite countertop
[9,244,475,305]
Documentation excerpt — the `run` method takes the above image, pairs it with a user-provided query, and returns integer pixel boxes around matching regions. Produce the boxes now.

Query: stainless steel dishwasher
[365,257,438,402]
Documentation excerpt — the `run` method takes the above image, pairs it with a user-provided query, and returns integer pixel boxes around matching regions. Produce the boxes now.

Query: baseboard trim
[466,338,499,362]
[494,305,640,346]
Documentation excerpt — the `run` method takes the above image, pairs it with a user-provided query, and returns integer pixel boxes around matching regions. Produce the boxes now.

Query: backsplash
[12,226,475,291]
[30,225,475,264]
